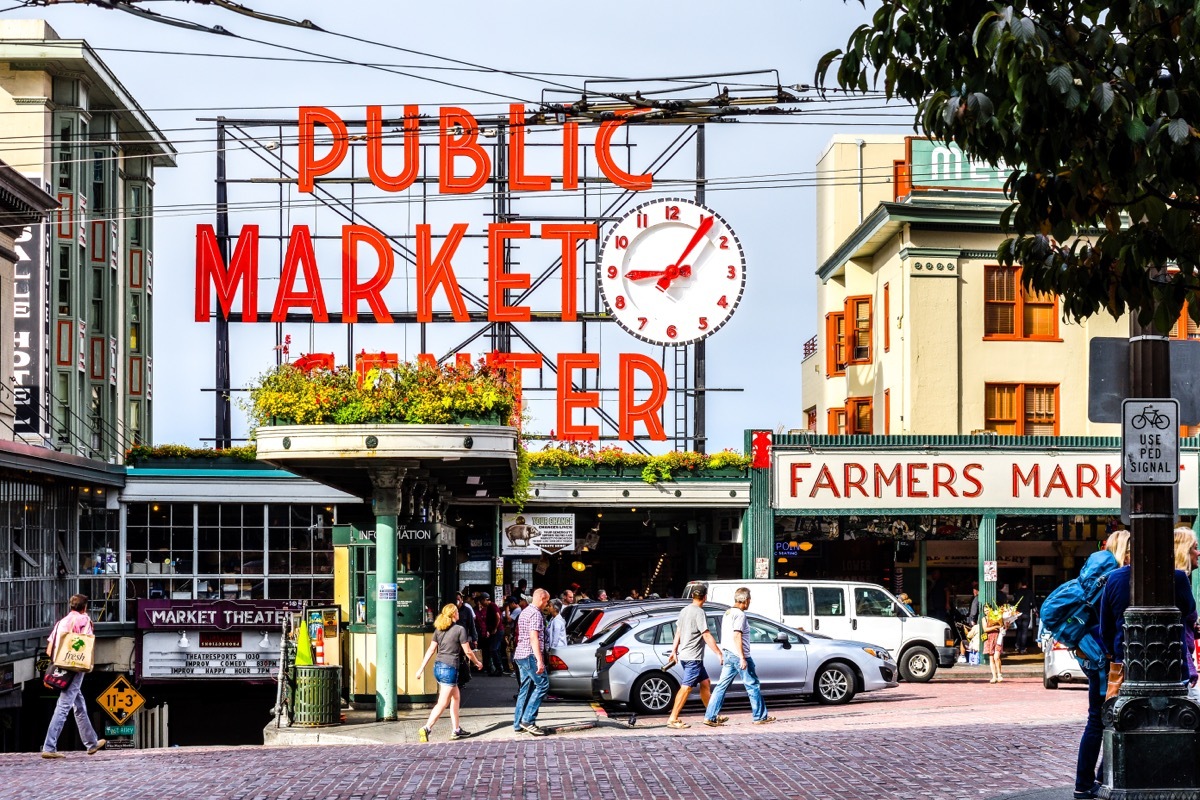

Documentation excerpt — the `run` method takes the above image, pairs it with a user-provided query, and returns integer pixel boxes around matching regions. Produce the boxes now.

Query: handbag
[42,664,72,692]
[52,628,95,673]
[1106,662,1125,700]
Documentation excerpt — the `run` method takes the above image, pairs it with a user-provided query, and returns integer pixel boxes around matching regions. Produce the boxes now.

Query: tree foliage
[818,0,1200,333]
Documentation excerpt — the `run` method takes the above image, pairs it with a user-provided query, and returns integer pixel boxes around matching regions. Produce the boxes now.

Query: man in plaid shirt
[512,588,551,736]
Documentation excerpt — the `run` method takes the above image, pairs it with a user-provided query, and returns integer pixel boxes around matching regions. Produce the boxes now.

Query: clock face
[597,197,746,346]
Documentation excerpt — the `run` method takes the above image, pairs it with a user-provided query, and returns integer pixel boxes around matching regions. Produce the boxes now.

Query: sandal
[667,720,690,729]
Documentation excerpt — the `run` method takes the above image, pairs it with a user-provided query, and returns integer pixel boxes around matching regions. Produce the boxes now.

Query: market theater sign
[194,105,674,440]
[773,451,1199,512]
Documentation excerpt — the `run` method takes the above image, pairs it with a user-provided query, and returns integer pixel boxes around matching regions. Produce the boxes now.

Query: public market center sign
[194,105,680,440]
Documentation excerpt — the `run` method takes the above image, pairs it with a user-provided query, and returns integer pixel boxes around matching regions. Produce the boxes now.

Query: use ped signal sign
[1122,399,1180,485]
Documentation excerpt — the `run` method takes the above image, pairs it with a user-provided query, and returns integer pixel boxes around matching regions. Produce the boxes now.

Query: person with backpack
[1048,530,1126,800]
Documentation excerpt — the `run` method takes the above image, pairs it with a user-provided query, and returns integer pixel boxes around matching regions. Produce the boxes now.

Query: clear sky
[3,0,908,453]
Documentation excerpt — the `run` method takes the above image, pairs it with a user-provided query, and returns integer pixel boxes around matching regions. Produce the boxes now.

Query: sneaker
[715,715,729,724]
[521,723,549,736]
[450,728,471,740]
[753,715,778,725]
[1073,784,1101,800]
[702,719,724,728]
[40,751,64,759]
[417,727,429,743]
[86,739,107,755]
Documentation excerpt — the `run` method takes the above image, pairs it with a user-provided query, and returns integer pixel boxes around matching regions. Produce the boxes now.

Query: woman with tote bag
[41,594,106,758]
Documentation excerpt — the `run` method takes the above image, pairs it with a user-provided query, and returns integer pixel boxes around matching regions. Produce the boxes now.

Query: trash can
[292,665,341,727]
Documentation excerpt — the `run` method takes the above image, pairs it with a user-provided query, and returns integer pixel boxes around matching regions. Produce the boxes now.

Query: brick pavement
[1,720,1078,800]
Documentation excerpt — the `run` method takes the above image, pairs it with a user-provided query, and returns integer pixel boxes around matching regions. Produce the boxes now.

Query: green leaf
[1168,118,1191,145]
[1048,65,1073,94]
[1092,82,1114,113]
[1125,115,1148,142]
[967,92,994,122]
[972,11,1000,53]
[1012,16,1036,43]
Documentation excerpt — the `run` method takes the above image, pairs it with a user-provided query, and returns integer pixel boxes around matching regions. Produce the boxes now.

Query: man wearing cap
[664,584,725,729]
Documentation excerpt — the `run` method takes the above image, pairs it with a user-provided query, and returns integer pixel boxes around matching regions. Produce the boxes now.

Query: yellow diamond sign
[99,674,145,724]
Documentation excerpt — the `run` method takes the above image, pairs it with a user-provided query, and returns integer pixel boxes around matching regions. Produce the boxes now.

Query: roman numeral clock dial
[598,198,747,346]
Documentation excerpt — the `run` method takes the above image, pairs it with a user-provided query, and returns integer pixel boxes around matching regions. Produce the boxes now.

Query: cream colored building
[802,134,1135,437]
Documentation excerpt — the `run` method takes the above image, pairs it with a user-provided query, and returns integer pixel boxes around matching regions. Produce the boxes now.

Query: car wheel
[899,646,937,683]
[814,662,856,705]
[630,672,678,716]
[1044,676,1059,690]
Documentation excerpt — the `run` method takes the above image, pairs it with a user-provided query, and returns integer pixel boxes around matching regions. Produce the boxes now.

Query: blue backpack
[1038,549,1119,665]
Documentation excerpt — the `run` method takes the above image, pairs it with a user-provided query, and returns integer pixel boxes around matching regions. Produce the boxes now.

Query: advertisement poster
[501,512,576,556]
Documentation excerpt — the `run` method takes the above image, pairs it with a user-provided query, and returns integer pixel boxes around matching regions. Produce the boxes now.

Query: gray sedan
[594,610,899,714]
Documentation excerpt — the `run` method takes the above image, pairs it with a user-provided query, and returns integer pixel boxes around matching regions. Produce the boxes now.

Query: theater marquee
[772,451,1199,513]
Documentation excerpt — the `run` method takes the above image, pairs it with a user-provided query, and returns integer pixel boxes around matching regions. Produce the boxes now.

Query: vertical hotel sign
[13,223,46,437]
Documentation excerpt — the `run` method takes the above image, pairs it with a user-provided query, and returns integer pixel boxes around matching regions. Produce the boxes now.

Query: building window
[847,397,873,435]
[828,408,847,435]
[1173,306,1200,340]
[985,383,1059,435]
[883,283,890,353]
[825,312,846,376]
[805,407,817,431]
[847,296,872,363]
[984,266,1057,339]
[130,184,144,246]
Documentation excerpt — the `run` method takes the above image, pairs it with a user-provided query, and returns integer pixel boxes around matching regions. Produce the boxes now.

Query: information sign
[99,675,145,724]
[105,724,135,736]
[983,561,998,582]
[1122,398,1180,485]
[377,583,397,602]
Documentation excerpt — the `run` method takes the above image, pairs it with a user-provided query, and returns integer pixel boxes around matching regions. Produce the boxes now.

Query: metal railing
[802,335,819,361]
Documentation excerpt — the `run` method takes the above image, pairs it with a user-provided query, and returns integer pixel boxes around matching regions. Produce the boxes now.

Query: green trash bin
[292,665,341,726]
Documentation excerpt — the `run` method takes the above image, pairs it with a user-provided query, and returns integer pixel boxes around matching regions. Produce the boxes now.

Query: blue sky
[5,0,905,453]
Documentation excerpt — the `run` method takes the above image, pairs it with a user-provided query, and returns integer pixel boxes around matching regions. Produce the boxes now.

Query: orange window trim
[846,396,873,435]
[983,266,1059,341]
[845,295,872,364]
[827,407,846,435]
[825,312,846,377]
[884,389,891,435]
[984,382,1060,435]
[883,283,890,353]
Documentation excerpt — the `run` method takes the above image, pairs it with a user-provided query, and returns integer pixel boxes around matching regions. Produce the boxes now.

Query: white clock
[597,197,746,346]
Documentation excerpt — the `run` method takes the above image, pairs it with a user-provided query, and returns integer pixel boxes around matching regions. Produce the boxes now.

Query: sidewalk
[935,651,1045,681]
[263,671,609,747]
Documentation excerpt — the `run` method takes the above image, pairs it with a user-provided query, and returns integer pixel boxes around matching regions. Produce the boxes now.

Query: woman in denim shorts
[415,603,483,742]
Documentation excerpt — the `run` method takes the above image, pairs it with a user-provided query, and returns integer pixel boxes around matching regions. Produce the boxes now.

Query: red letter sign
[367,104,420,192]
[272,225,328,322]
[439,107,490,194]
[416,223,470,323]
[195,223,258,322]
[595,110,652,191]
[508,104,551,192]
[342,225,394,323]
[298,107,348,193]
[487,223,532,321]
[618,353,667,441]
[557,353,600,440]
[541,224,596,322]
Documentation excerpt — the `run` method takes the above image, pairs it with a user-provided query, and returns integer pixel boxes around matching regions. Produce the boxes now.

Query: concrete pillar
[371,467,404,721]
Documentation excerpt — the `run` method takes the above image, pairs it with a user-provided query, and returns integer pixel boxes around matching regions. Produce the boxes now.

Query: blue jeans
[1075,665,1106,792]
[433,661,458,687]
[705,650,767,722]
[513,654,549,729]
[43,670,100,753]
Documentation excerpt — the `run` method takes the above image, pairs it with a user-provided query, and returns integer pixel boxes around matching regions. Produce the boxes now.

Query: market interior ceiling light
[571,561,587,572]
[799,542,814,552]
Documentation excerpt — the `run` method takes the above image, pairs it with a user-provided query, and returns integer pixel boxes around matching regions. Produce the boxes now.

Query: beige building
[801,134,1140,437]
[0,19,175,455]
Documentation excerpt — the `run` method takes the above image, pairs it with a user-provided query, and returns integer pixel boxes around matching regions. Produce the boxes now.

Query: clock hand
[656,215,714,292]
[625,267,692,281]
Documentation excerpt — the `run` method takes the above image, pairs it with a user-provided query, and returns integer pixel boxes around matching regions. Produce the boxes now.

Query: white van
[682,579,957,682]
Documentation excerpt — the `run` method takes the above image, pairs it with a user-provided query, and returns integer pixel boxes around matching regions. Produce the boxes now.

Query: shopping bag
[53,631,95,672]
[42,664,71,691]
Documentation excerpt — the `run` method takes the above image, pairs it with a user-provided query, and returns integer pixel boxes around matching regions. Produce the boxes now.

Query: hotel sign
[773,451,1199,513]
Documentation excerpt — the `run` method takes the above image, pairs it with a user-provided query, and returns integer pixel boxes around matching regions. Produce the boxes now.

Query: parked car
[1043,636,1087,689]
[550,603,728,697]
[594,609,899,714]
[684,579,956,683]
[565,599,702,644]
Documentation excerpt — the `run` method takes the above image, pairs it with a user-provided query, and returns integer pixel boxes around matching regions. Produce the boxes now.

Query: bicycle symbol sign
[1122,399,1179,485]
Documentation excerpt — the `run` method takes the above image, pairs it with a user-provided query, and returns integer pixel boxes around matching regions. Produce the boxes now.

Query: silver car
[1043,636,1087,689]
[594,609,899,714]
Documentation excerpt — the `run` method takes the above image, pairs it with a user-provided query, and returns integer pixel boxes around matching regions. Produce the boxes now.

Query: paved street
[3,676,1087,800]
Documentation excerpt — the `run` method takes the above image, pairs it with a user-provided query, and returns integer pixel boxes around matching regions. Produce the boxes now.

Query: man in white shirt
[545,599,568,649]
[704,586,776,726]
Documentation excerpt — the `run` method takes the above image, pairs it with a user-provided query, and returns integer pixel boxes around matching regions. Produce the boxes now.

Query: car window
[813,587,845,616]
[635,624,659,644]
[782,587,809,616]
[596,623,630,648]
[748,617,802,645]
[854,587,897,617]
[706,615,721,638]
[655,622,677,646]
